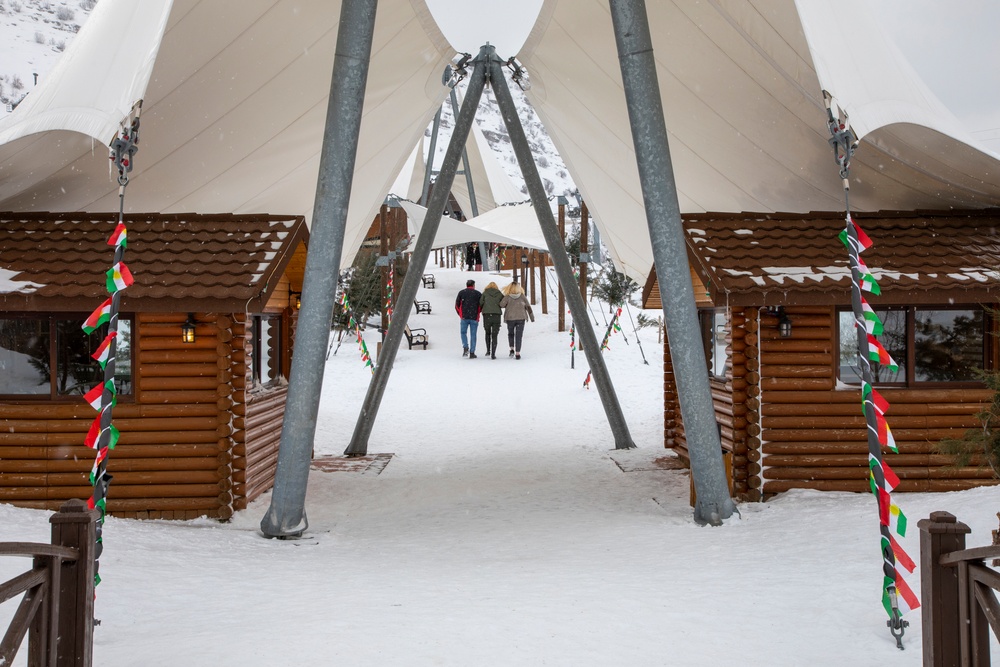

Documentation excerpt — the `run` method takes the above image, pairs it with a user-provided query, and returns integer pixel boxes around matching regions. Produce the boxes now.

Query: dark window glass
[838,306,986,386]
[0,318,51,394]
[913,309,983,382]
[0,315,133,398]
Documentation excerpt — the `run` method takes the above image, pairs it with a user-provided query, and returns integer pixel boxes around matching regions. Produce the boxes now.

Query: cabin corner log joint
[0,212,308,520]
[645,209,1000,499]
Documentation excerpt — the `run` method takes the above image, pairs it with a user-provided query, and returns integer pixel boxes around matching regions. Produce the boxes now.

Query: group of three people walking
[455,279,534,360]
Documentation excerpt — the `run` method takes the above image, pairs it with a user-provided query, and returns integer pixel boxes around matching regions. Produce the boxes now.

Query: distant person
[455,278,482,358]
[479,281,504,360]
[500,282,534,360]
[465,243,477,271]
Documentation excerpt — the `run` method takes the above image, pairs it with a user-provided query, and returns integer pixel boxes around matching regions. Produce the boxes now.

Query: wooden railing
[0,499,96,667]
[919,511,1000,666]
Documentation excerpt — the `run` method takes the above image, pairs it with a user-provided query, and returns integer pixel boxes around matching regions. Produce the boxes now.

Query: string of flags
[841,216,919,622]
[825,89,916,647]
[81,108,140,590]
[583,307,621,388]
[339,291,375,374]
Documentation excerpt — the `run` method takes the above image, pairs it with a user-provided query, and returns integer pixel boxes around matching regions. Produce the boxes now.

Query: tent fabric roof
[0,211,307,313]
[518,0,1000,283]
[0,0,452,272]
[642,209,1000,309]
[399,200,547,251]
[2,0,1000,287]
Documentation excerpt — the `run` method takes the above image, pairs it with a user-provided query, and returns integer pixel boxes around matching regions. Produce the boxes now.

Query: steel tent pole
[488,53,635,451]
[609,0,735,524]
[260,0,379,538]
[344,45,493,456]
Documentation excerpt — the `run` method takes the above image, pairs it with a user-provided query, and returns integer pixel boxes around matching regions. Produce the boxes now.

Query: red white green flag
[107,222,127,248]
[860,298,883,335]
[92,331,117,368]
[84,380,117,411]
[888,503,908,537]
[854,256,881,295]
[106,262,134,293]
[839,215,873,252]
[83,297,113,334]
[866,334,898,371]
[84,416,119,450]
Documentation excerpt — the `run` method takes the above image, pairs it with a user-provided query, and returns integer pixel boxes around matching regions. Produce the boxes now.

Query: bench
[421,273,435,288]
[414,299,431,314]
[404,325,428,350]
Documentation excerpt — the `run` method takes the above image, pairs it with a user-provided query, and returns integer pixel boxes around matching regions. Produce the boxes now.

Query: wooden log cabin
[0,212,308,519]
[642,209,1000,501]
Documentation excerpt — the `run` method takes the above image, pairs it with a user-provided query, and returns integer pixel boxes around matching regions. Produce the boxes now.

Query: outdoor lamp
[521,254,529,266]
[290,292,302,310]
[777,308,792,338]
[181,313,197,344]
[764,306,792,339]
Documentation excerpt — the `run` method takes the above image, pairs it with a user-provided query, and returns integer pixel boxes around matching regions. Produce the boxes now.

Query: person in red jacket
[455,279,483,358]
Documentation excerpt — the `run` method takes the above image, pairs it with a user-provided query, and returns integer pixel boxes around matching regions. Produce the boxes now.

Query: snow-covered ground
[2,267,998,666]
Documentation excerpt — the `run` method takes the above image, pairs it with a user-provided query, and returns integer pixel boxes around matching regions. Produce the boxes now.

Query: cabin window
[837,306,987,386]
[0,315,133,399]
[251,314,283,388]
[699,308,728,379]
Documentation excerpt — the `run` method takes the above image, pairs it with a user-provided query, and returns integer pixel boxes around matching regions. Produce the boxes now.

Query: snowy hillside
[0,0,95,111]
[429,78,578,201]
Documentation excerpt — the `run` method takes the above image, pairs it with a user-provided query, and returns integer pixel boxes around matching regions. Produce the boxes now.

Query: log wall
[661,305,998,499]
[757,306,997,495]
[230,312,290,511]
[663,310,751,500]
[0,313,231,519]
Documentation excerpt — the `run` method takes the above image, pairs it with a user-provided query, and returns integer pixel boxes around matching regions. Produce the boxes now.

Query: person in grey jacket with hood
[499,282,534,360]
[479,281,504,360]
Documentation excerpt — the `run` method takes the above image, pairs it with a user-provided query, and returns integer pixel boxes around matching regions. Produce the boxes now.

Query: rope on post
[82,102,142,591]
[824,90,918,649]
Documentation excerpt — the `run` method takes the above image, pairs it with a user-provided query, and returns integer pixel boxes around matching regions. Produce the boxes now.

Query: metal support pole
[259,0,378,538]
[345,45,492,455]
[447,87,492,271]
[579,200,589,300]
[489,54,634,450]
[609,0,734,523]
[558,197,566,332]
[421,107,442,206]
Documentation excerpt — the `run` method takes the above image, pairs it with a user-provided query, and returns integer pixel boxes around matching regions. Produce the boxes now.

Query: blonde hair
[503,282,524,296]
[485,281,499,290]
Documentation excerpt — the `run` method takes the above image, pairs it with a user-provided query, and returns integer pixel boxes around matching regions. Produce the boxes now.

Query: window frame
[835,304,993,389]
[250,312,285,389]
[0,312,135,402]
[698,307,729,380]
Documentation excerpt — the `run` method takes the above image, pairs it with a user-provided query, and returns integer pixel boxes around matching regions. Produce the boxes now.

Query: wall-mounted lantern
[290,292,302,310]
[181,313,197,344]
[765,306,792,339]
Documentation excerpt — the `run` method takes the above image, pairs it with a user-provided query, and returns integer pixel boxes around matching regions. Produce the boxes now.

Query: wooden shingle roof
[0,212,307,313]
[644,209,1000,309]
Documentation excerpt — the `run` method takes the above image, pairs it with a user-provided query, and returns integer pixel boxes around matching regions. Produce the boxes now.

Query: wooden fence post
[49,499,97,667]
[918,510,970,667]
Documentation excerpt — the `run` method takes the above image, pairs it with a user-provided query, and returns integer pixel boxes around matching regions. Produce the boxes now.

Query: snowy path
[1,266,997,665]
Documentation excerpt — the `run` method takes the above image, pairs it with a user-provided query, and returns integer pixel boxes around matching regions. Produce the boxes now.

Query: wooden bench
[421,273,435,288]
[414,299,431,314]
[404,325,428,350]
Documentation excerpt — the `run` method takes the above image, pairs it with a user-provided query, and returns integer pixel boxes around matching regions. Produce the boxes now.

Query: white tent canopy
[399,199,547,251]
[2,0,1000,284]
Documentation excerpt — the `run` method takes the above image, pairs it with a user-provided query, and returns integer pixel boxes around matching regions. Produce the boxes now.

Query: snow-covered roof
[2,0,999,286]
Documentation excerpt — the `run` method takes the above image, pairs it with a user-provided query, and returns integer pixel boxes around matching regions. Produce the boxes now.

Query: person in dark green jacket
[479,281,504,360]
